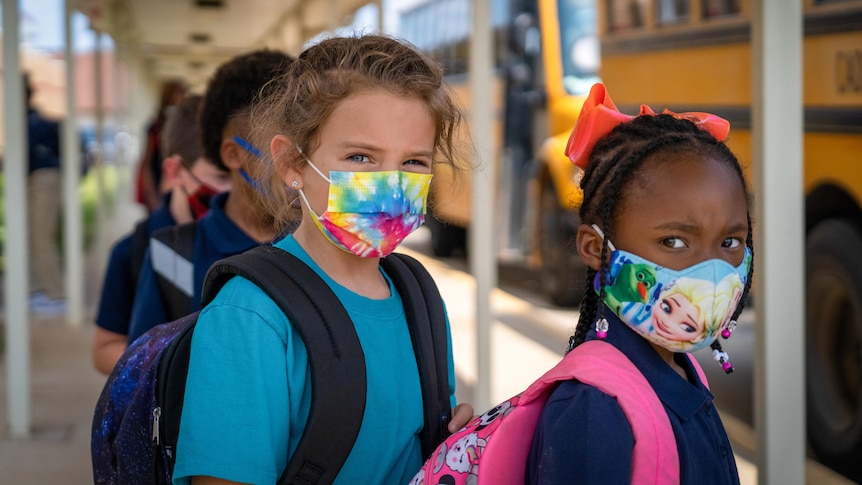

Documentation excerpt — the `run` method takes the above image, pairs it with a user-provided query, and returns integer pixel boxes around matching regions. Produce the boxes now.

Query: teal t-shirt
[173,235,456,485]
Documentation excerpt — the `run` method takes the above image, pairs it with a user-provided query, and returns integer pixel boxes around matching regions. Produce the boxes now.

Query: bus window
[607,0,647,31]
[399,0,509,76]
[657,0,689,24]
[559,0,601,94]
[702,0,740,18]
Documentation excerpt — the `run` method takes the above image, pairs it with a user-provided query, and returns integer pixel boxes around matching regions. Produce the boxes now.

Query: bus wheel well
[805,218,862,481]
[537,173,585,307]
[806,183,862,232]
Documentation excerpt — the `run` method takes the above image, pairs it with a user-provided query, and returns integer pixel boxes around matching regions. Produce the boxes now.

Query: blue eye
[660,300,671,314]
[347,154,371,163]
[404,158,431,168]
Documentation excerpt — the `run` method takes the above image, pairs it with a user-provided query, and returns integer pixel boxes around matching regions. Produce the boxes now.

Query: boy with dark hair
[92,94,231,374]
[126,49,295,344]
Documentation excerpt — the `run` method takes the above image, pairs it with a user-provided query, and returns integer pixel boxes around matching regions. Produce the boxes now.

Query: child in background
[92,94,231,374]
[126,49,294,342]
[136,79,187,212]
[172,34,474,484]
[527,83,753,484]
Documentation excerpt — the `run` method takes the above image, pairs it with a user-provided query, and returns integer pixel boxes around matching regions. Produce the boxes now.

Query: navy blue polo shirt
[126,192,262,343]
[28,109,61,173]
[526,308,740,485]
[95,195,175,334]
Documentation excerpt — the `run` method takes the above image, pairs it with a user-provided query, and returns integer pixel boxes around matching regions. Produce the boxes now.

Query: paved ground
[0,315,105,484]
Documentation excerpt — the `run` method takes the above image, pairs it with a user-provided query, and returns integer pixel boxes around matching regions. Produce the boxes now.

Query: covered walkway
[2,1,816,484]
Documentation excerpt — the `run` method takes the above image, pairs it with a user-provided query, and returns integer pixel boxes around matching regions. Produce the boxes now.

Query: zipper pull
[152,407,161,445]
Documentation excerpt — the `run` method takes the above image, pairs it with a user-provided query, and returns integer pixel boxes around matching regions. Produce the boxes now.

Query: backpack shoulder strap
[379,252,451,458]
[560,340,680,485]
[202,246,366,485]
[129,217,151,293]
[150,222,197,321]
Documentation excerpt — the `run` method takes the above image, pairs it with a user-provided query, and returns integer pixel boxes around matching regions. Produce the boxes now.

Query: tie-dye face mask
[298,157,433,258]
[592,225,751,353]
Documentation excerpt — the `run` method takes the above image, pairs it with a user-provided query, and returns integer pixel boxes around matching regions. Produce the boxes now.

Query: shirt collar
[586,306,714,421]
[197,192,260,253]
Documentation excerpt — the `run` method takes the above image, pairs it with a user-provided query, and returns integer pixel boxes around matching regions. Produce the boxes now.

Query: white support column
[469,0,496,411]
[64,0,84,326]
[3,0,32,438]
[93,31,109,277]
[376,0,384,32]
[751,1,805,484]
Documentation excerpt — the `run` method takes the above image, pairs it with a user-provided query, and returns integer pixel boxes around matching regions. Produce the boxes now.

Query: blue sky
[3,0,112,52]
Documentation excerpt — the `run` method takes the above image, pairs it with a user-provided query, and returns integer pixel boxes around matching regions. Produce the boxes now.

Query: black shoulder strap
[202,246,366,485]
[151,222,197,321]
[129,218,151,294]
[380,252,452,458]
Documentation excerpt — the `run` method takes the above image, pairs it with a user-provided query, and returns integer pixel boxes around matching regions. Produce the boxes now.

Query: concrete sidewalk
[0,225,855,484]
[0,314,105,484]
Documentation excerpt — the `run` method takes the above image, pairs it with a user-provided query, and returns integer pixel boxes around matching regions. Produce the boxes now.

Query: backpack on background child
[91,247,451,485]
[409,344,709,485]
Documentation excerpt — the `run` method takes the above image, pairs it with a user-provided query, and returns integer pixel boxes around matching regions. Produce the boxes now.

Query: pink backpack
[409,340,709,485]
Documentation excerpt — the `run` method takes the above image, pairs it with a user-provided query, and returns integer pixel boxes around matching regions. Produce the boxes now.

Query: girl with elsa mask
[527,83,753,485]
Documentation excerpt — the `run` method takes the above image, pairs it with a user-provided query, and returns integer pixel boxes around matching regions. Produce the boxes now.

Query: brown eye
[661,237,685,249]
[722,238,742,249]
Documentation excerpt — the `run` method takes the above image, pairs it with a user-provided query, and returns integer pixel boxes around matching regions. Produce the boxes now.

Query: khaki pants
[28,168,64,300]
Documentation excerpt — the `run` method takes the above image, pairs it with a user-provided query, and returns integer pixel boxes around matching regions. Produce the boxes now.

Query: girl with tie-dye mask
[172,35,476,485]
[526,83,754,485]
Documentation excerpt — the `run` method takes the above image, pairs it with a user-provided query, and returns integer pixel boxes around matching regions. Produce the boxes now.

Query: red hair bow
[565,83,731,170]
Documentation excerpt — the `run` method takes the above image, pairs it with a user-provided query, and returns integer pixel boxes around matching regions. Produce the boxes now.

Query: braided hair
[568,114,754,355]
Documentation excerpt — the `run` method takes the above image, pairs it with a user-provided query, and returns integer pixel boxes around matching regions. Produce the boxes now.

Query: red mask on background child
[187,184,219,220]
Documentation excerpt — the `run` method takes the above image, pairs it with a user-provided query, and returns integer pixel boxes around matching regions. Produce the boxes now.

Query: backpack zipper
[152,407,161,446]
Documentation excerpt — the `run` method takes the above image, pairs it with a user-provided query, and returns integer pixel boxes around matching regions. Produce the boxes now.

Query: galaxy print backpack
[409,340,710,485]
[91,246,451,485]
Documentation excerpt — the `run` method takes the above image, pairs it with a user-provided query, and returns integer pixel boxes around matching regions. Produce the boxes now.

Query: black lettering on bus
[836,49,862,93]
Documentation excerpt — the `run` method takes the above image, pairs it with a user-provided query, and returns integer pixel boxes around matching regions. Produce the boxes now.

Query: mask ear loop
[711,340,734,374]
[712,283,741,375]
[591,224,613,339]
[295,145,333,184]
[292,146,334,217]
[713,229,752,375]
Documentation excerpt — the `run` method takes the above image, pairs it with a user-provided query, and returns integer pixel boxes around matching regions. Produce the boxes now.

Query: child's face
[298,89,436,214]
[611,150,748,271]
[651,293,703,342]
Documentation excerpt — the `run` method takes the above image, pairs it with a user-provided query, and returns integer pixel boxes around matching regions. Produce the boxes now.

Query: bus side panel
[601,44,752,106]
[430,78,505,228]
[805,133,862,204]
[805,32,862,105]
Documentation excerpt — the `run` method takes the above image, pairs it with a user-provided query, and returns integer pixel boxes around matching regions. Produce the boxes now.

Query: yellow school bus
[398,0,600,306]
[597,0,862,479]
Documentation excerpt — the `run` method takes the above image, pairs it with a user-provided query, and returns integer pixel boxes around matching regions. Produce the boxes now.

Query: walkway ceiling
[73,0,374,88]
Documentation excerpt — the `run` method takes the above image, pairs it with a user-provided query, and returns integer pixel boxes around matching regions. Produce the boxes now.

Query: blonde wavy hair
[248,34,472,233]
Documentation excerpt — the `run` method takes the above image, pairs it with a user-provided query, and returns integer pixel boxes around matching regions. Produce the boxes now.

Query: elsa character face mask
[592,225,751,353]
[298,157,433,258]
